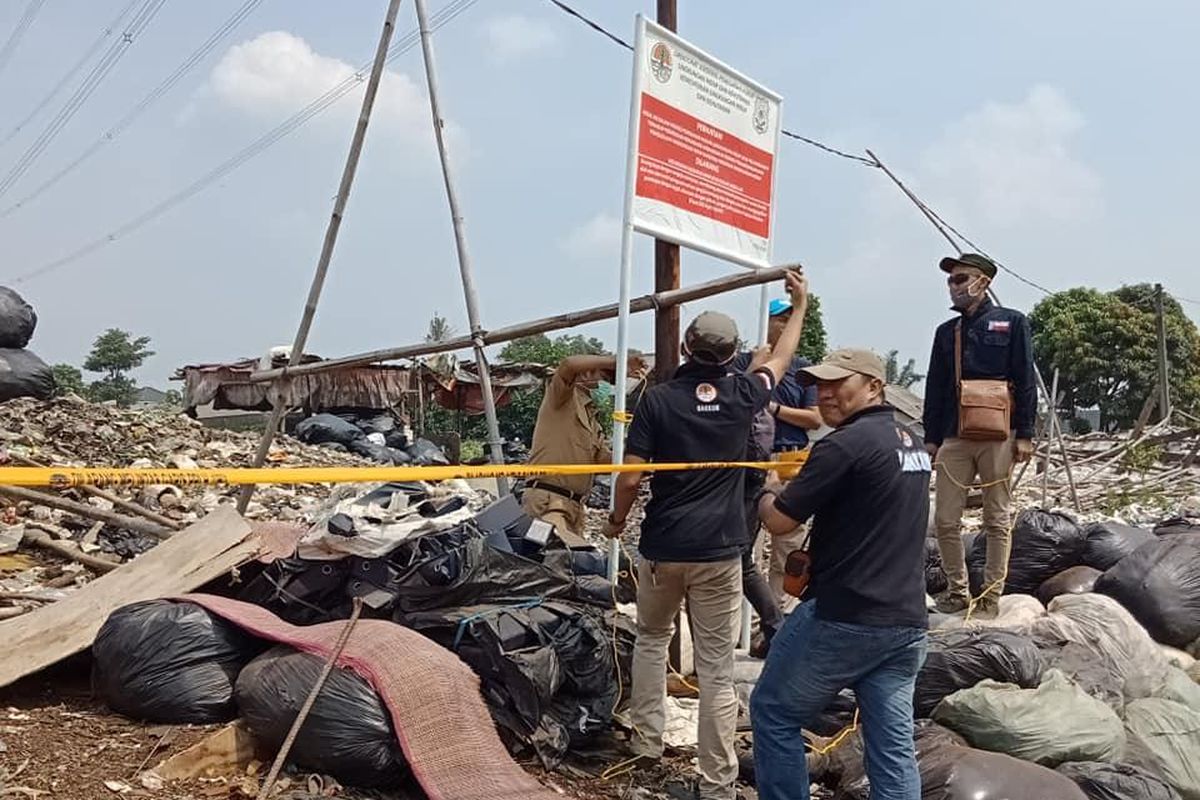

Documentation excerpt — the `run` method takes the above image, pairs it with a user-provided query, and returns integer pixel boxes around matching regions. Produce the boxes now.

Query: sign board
[628,17,782,269]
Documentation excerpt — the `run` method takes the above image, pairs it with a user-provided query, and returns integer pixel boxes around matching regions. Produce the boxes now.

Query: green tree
[82,328,154,406]
[798,294,827,363]
[1030,284,1200,429]
[163,389,183,406]
[493,334,611,445]
[50,364,85,397]
[884,350,925,389]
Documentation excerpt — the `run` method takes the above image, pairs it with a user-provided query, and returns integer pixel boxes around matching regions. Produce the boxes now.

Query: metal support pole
[237,0,404,514]
[413,0,508,495]
[1155,283,1171,422]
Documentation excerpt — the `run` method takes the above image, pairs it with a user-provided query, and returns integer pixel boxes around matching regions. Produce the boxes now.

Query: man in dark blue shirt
[923,253,1036,619]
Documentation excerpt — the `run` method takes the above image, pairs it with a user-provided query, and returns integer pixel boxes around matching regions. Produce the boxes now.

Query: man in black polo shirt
[604,271,809,800]
[751,348,929,800]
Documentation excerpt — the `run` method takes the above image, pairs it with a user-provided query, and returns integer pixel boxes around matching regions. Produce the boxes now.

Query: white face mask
[949,275,987,309]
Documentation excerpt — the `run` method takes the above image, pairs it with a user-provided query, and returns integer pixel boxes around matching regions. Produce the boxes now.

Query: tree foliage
[884,350,925,389]
[50,364,85,397]
[1030,284,1200,429]
[798,294,828,363]
[81,329,154,406]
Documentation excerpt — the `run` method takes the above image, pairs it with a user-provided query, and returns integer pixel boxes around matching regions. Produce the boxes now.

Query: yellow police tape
[0,460,788,489]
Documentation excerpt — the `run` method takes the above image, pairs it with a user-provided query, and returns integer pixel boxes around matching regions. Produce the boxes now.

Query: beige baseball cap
[799,348,886,384]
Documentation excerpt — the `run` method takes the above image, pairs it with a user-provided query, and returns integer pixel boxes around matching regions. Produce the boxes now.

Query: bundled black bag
[914,628,1046,717]
[236,646,410,788]
[294,413,364,446]
[1056,761,1182,800]
[831,721,968,799]
[0,348,54,402]
[925,538,949,596]
[919,747,1088,800]
[968,509,1085,596]
[407,438,450,466]
[1082,522,1156,571]
[92,600,266,723]
[1154,517,1200,537]
[1095,537,1200,647]
[1038,566,1103,605]
[0,287,36,348]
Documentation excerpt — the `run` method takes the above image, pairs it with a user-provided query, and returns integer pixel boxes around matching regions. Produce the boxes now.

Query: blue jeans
[750,601,927,800]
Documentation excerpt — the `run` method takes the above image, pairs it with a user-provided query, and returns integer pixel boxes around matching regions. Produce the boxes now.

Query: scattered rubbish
[932,670,1126,766]
[1095,537,1200,648]
[93,600,267,723]
[1056,761,1183,800]
[236,645,410,789]
[153,721,260,781]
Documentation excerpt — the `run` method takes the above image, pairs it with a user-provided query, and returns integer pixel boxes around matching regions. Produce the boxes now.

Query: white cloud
[920,84,1101,227]
[205,31,447,151]
[561,212,621,260]
[481,15,559,62]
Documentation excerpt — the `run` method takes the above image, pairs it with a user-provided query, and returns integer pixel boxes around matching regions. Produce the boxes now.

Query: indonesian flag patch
[988,320,1011,333]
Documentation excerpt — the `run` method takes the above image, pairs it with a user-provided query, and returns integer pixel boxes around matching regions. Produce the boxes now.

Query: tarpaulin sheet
[181,593,567,800]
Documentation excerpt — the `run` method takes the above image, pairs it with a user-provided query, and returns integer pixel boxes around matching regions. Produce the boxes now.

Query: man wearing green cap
[923,253,1036,619]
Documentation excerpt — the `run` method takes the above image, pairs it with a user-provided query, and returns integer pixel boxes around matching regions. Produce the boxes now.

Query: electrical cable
[3,0,140,146]
[1,0,264,219]
[0,0,49,82]
[0,0,168,200]
[11,0,480,284]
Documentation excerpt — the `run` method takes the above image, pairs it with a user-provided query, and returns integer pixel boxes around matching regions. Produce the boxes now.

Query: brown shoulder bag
[955,321,1012,441]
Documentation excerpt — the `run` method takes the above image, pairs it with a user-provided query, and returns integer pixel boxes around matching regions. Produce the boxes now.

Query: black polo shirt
[627,361,774,563]
[774,404,929,629]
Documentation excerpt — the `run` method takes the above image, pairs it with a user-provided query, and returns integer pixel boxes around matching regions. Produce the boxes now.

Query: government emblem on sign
[695,383,717,403]
[649,41,673,83]
[752,96,770,135]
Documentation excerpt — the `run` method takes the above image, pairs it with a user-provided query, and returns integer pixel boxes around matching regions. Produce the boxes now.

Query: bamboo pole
[248,264,800,383]
[0,485,173,539]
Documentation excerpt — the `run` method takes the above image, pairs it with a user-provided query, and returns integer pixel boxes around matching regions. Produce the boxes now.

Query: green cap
[939,253,997,278]
[684,311,739,365]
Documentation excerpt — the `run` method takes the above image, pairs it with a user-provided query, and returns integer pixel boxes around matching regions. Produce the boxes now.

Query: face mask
[949,276,985,309]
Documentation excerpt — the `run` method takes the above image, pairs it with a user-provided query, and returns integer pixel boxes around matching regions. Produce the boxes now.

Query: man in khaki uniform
[522,353,646,545]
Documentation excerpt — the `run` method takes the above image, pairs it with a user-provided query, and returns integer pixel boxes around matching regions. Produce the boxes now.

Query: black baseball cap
[939,253,997,278]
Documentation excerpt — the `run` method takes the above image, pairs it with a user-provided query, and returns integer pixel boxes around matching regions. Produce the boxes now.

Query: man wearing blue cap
[734,297,823,630]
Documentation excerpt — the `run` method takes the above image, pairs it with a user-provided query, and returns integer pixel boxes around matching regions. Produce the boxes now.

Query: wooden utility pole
[237,0,403,513]
[1155,283,1171,422]
[653,0,680,384]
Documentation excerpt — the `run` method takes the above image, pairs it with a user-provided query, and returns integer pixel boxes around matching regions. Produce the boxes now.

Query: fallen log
[0,485,173,540]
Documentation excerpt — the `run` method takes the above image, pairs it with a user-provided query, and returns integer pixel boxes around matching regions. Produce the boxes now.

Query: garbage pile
[799,509,1200,800]
[292,410,450,466]
[90,483,636,783]
[0,287,54,402]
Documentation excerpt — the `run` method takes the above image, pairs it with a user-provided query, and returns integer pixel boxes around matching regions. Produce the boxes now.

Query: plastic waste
[1056,761,1183,800]
[915,628,1045,717]
[1082,521,1156,571]
[1038,566,1103,605]
[968,509,1085,596]
[1095,536,1200,648]
[0,287,36,348]
[0,348,54,402]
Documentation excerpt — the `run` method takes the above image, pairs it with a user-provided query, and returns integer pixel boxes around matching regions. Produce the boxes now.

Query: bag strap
[954,319,963,397]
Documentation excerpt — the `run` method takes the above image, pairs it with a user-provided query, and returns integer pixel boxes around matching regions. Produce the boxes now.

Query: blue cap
[769,298,792,317]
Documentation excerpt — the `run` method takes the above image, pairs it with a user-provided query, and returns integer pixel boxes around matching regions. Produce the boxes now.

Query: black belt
[527,481,584,503]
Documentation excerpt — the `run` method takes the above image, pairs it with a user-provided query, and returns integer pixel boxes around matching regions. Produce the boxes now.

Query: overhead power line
[0,0,49,82]
[542,0,877,167]
[1,0,264,220]
[3,0,140,146]
[13,0,480,284]
[0,0,168,201]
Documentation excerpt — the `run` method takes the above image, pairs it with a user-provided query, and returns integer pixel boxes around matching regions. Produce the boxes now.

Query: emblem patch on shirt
[987,320,1011,333]
[695,383,718,403]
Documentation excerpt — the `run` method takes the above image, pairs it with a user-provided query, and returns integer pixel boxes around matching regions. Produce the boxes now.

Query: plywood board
[0,506,255,688]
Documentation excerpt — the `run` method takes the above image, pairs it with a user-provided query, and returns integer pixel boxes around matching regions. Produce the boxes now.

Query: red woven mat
[184,593,568,800]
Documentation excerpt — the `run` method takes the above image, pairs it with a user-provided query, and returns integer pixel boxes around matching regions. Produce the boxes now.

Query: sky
[1,0,1198,391]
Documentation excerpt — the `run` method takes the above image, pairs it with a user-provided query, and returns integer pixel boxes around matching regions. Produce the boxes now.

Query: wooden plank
[0,507,254,689]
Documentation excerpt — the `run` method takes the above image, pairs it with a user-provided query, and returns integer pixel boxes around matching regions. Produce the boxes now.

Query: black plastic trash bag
[407,438,449,466]
[238,557,350,625]
[920,747,1088,800]
[236,646,410,788]
[1056,761,1183,800]
[1154,517,1200,537]
[811,689,858,737]
[1095,537,1200,648]
[92,600,266,723]
[295,413,364,446]
[925,538,949,596]
[1038,566,1103,605]
[831,720,966,799]
[968,509,1085,596]
[0,348,54,402]
[914,628,1045,717]
[0,287,36,348]
[1083,522,1157,571]
[348,438,410,465]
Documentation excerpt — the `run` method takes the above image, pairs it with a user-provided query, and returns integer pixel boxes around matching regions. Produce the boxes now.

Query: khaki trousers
[933,436,1014,599]
[520,487,587,545]
[629,557,742,800]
